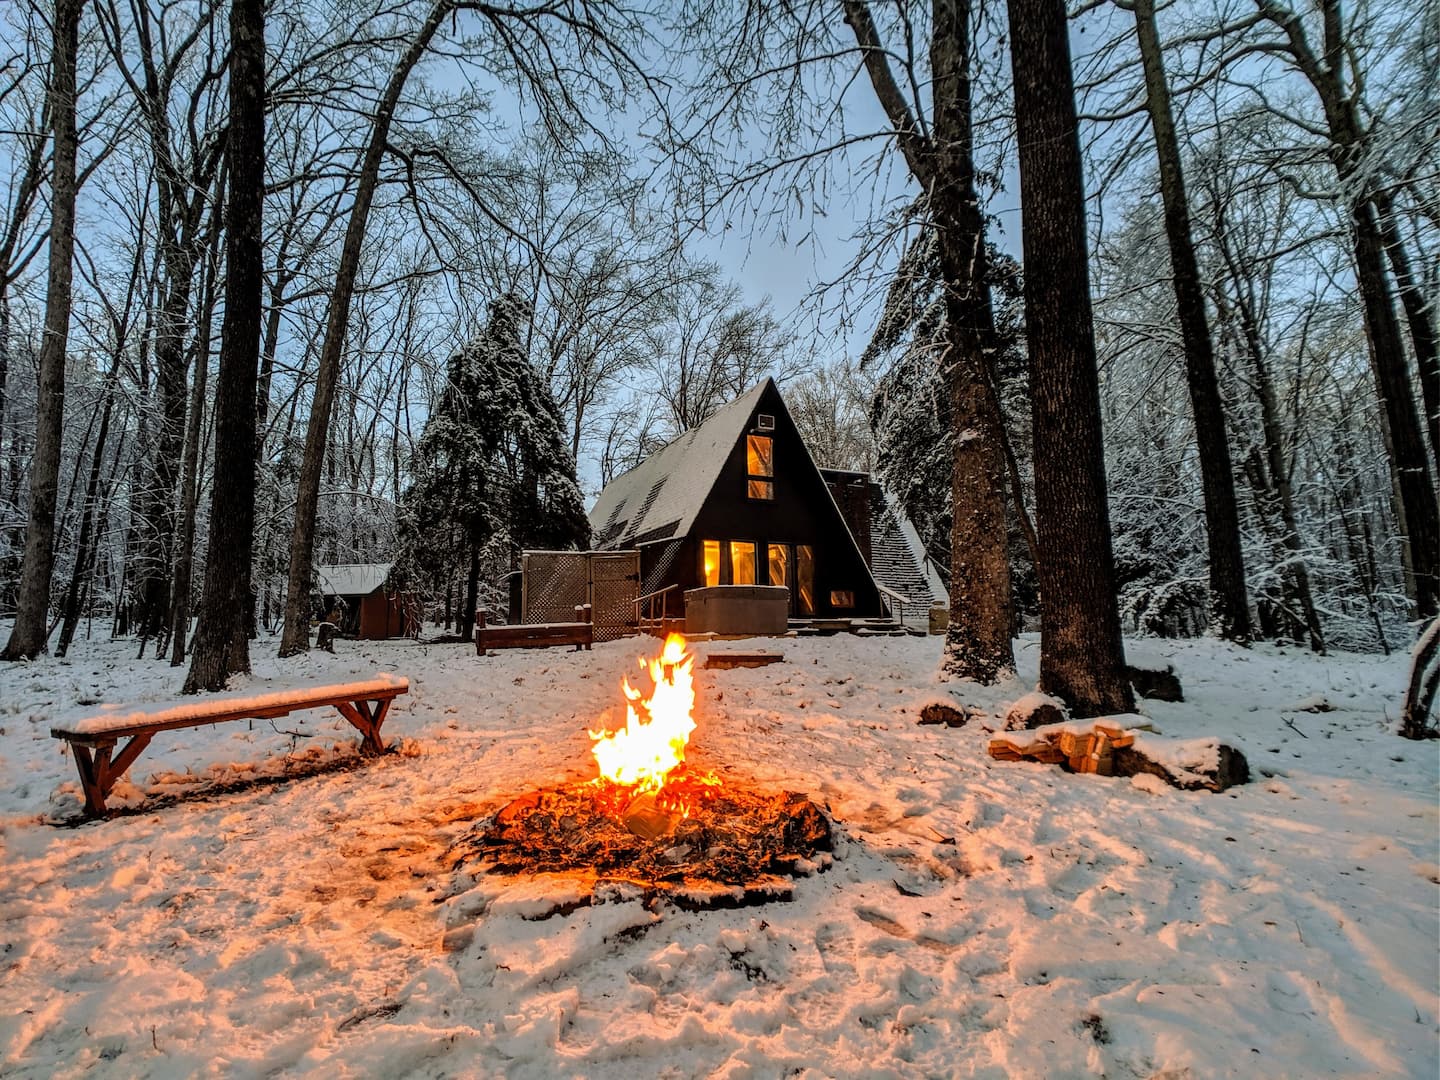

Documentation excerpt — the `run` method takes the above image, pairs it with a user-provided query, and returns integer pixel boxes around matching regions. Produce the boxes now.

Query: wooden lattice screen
[521,551,640,642]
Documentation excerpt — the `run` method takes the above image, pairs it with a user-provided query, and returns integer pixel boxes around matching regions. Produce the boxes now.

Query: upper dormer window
[747,434,774,500]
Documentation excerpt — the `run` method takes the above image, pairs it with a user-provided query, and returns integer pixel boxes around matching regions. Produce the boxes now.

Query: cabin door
[767,543,815,617]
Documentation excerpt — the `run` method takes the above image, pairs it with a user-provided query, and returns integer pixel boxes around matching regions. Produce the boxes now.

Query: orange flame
[590,633,719,815]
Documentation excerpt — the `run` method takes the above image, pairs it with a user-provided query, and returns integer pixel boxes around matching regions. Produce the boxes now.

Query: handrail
[634,583,680,626]
[875,582,907,605]
[875,582,908,624]
[634,583,679,606]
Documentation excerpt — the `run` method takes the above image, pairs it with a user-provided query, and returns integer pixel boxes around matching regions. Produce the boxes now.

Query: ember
[455,783,832,897]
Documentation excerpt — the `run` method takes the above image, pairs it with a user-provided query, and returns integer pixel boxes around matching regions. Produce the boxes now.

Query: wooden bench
[702,650,785,670]
[50,675,409,818]
[476,605,593,654]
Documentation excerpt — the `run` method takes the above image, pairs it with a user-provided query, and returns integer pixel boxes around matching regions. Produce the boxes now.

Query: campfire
[589,633,722,831]
[455,634,832,907]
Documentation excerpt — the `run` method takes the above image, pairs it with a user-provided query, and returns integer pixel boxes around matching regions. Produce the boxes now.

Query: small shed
[315,563,417,640]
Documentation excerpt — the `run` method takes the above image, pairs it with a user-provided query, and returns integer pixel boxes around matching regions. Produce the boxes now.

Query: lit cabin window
[830,590,855,609]
[768,544,788,589]
[702,540,720,587]
[747,435,774,500]
[797,545,815,615]
[731,541,757,584]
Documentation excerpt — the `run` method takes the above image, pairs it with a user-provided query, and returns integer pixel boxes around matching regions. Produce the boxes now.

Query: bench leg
[70,733,154,818]
[334,699,389,756]
[110,733,154,784]
[71,743,112,817]
[368,697,393,754]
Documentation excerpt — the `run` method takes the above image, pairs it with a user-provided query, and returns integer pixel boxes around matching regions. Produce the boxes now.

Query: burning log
[456,782,832,893]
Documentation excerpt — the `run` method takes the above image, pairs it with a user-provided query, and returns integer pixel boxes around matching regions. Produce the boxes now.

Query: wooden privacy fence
[520,550,639,642]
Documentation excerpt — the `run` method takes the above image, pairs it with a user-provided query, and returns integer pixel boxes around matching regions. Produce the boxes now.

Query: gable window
[746,435,774,500]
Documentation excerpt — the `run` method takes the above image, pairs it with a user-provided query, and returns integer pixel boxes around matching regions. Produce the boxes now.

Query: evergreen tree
[398,294,589,638]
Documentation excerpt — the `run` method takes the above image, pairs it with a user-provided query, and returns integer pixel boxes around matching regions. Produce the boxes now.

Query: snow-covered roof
[589,380,770,549]
[876,485,949,607]
[315,563,394,597]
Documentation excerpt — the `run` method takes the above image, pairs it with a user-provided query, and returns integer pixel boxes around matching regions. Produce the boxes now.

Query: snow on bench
[50,674,409,818]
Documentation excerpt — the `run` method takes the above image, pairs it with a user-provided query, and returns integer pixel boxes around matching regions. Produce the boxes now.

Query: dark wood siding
[687,383,881,617]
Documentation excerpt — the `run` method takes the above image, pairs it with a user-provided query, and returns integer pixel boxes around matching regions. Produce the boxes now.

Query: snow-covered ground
[0,629,1435,1078]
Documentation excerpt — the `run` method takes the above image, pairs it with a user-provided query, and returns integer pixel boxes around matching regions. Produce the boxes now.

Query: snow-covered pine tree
[397,294,589,639]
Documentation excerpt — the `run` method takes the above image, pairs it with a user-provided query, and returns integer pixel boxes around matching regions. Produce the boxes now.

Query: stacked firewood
[988,721,1136,775]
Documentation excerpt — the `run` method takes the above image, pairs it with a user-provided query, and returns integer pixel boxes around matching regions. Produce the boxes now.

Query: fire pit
[453,634,833,908]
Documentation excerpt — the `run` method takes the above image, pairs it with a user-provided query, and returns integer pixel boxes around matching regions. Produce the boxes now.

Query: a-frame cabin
[589,379,884,621]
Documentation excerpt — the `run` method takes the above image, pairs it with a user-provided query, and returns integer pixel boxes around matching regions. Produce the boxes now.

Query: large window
[747,435,774,500]
[731,541,757,585]
[796,545,815,615]
[768,544,788,591]
[702,540,721,587]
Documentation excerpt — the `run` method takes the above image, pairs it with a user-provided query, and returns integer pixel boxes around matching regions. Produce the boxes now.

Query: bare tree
[1007,0,1134,716]
[3,0,84,660]
[97,0,227,651]
[0,25,51,455]
[277,0,464,657]
[185,0,265,692]
[642,266,799,434]
[1130,0,1251,642]
[278,0,657,655]
[842,0,1016,682]
[1247,0,1439,619]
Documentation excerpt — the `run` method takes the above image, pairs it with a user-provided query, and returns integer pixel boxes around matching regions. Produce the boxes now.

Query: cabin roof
[589,380,771,549]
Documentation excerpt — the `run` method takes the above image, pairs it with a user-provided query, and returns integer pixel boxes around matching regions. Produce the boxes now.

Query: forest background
[0,0,1434,684]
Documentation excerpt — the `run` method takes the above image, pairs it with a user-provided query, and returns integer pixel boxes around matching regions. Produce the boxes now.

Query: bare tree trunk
[1133,0,1250,643]
[1350,195,1440,618]
[168,245,216,666]
[1372,189,1439,475]
[169,203,224,664]
[1216,283,1325,652]
[56,354,122,658]
[0,293,10,474]
[254,237,292,448]
[932,0,1015,682]
[279,0,455,657]
[3,0,83,661]
[132,262,203,652]
[461,545,480,642]
[185,0,265,693]
[1399,616,1439,739]
[842,0,1015,682]
[1006,0,1134,717]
